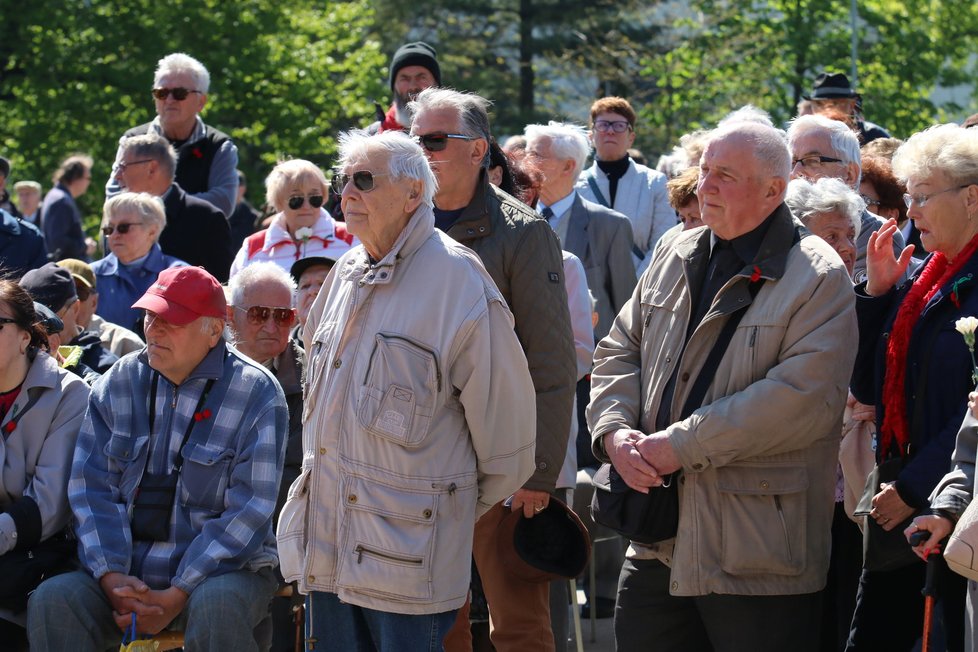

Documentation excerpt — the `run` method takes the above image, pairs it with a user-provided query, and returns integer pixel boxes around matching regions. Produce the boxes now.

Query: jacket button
[308,575,316,583]
[538,461,548,470]
[319,447,326,455]
[671,581,679,591]
[348,494,357,503]
[665,356,671,363]
[380,272,388,279]
[467,229,475,235]
[760,480,769,489]
[680,372,690,382]
[423,509,432,518]
[692,463,703,471]
[333,359,342,368]
[479,226,486,233]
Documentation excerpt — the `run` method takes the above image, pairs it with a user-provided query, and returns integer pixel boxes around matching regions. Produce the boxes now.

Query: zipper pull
[355,544,364,563]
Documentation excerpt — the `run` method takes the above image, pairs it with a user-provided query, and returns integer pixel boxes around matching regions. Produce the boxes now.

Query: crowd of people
[3,41,978,652]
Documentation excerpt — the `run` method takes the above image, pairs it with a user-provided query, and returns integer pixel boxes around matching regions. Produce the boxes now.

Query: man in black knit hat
[367,41,441,134]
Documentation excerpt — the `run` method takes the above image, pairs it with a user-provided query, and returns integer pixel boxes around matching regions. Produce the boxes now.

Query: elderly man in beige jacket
[277,130,536,652]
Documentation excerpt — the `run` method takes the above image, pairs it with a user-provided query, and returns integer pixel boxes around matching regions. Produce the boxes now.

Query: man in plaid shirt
[28,266,288,651]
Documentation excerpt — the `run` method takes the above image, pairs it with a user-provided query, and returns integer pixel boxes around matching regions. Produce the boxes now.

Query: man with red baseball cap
[29,264,290,650]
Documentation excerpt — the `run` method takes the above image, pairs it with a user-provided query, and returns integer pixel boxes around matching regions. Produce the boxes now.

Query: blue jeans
[305,591,457,652]
[27,567,277,651]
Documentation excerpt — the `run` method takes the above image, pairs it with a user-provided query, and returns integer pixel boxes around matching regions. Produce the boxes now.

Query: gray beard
[394,94,412,128]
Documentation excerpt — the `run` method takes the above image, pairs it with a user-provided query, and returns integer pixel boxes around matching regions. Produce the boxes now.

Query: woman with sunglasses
[91,192,187,334]
[0,281,89,644]
[230,159,355,278]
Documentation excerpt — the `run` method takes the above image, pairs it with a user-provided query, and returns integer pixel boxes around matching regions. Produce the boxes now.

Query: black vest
[124,122,231,195]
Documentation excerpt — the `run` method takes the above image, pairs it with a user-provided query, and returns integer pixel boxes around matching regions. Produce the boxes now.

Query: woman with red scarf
[847,123,978,651]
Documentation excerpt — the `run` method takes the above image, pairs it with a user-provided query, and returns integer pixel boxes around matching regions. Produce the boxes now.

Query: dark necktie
[541,206,555,223]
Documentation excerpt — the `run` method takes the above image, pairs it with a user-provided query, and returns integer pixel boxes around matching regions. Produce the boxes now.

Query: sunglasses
[102,222,143,236]
[234,305,297,328]
[413,132,477,152]
[151,87,202,101]
[331,171,388,194]
[287,194,325,210]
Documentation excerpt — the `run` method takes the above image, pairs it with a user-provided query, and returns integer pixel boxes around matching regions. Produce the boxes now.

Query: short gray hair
[785,177,863,238]
[154,53,210,94]
[892,123,978,187]
[717,104,775,129]
[228,261,297,308]
[120,132,177,183]
[264,159,328,213]
[787,114,862,171]
[524,121,591,179]
[102,192,167,242]
[409,88,492,167]
[336,130,437,207]
[705,122,791,181]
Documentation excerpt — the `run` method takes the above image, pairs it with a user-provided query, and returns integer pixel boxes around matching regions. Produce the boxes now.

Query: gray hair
[120,132,177,183]
[717,104,775,129]
[705,122,791,181]
[154,53,210,94]
[524,121,591,179]
[102,192,167,242]
[785,177,863,238]
[892,123,978,187]
[264,159,328,213]
[409,88,492,167]
[228,261,297,308]
[336,130,438,207]
[787,114,862,171]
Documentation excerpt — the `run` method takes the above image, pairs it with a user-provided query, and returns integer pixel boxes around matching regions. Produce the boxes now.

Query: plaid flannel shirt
[69,340,287,593]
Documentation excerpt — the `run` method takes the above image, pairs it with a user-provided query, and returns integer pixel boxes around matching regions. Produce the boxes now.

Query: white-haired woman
[91,192,187,333]
[847,123,978,651]
[786,177,861,276]
[229,159,355,278]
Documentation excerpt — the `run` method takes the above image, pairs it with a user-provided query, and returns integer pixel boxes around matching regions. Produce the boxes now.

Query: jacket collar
[338,203,435,287]
[0,209,22,236]
[149,115,207,144]
[138,337,228,385]
[22,350,63,393]
[97,244,171,276]
[446,169,494,243]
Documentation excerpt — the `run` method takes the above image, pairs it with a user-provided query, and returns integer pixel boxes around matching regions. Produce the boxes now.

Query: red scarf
[379,105,405,133]
[880,232,978,456]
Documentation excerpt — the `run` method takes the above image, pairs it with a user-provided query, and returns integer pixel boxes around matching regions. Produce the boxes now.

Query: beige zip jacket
[278,204,536,614]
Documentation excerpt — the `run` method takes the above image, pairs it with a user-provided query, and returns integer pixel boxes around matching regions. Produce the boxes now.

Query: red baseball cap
[132,266,226,326]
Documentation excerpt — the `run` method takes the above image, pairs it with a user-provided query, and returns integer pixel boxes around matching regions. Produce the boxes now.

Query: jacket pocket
[717,464,808,576]
[357,333,440,447]
[276,469,311,581]
[104,434,147,502]
[336,476,437,601]
[178,442,234,512]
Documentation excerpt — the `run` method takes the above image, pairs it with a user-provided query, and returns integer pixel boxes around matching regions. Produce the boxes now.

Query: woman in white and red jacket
[230,159,355,278]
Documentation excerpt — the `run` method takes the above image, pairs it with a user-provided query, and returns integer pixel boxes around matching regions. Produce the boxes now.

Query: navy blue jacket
[852,252,978,508]
[0,209,48,279]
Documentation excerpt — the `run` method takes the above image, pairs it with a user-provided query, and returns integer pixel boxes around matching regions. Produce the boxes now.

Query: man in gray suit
[525,122,637,341]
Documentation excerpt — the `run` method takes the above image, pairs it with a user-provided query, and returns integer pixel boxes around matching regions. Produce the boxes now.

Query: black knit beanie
[389,41,441,90]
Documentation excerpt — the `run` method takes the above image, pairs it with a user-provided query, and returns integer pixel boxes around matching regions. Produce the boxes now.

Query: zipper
[354,544,423,566]
[773,495,792,562]
[364,333,442,392]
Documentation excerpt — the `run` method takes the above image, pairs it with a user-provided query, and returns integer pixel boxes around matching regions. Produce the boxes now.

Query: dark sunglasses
[102,222,143,236]
[331,171,388,194]
[151,87,202,101]
[234,305,297,328]
[287,194,325,210]
[413,132,477,152]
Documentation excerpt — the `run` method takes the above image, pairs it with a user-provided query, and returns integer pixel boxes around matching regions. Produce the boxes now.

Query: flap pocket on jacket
[277,469,311,581]
[179,442,234,512]
[336,477,437,601]
[104,434,146,499]
[717,464,808,577]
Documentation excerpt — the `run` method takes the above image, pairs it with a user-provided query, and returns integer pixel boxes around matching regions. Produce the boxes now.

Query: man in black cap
[367,41,441,134]
[805,71,891,144]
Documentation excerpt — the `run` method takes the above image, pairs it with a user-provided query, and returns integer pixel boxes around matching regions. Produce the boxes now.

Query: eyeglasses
[233,305,296,328]
[330,171,388,194]
[102,222,144,236]
[287,194,325,210]
[113,159,154,174]
[151,87,202,101]
[859,194,882,207]
[791,155,844,169]
[903,185,970,209]
[413,132,477,152]
[593,120,632,134]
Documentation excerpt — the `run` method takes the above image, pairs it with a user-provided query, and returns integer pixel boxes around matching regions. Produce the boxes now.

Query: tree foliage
[0,0,386,231]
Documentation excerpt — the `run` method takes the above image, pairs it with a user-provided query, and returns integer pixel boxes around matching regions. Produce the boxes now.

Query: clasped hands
[603,428,681,493]
[100,571,188,635]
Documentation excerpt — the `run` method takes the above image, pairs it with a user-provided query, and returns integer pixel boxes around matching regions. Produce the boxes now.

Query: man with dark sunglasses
[106,53,238,217]
[409,87,577,652]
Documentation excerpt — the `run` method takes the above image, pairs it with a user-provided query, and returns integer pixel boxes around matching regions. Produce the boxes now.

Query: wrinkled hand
[111,585,188,635]
[99,572,162,631]
[870,482,916,531]
[865,219,915,297]
[510,488,551,519]
[905,514,953,561]
[634,432,681,477]
[847,392,876,423]
[604,429,662,493]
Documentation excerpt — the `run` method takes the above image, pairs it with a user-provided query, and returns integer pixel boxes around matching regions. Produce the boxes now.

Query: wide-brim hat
[131,266,225,326]
[805,72,858,100]
[495,497,591,584]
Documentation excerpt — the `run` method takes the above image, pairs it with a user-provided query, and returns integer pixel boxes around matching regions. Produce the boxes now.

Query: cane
[909,530,942,652]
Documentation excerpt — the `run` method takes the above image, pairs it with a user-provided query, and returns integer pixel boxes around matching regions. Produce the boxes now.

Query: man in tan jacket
[588,121,858,651]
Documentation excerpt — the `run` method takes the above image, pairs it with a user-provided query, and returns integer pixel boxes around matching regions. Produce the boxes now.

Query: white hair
[785,177,863,238]
[787,114,862,170]
[717,104,775,129]
[408,88,493,168]
[103,192,167,242]
[228,261,297,308]
[524,121,591,179]
[154,53,210,93]
[337,130,438,207]
[706,122,791,180]
[892,123,978,186]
